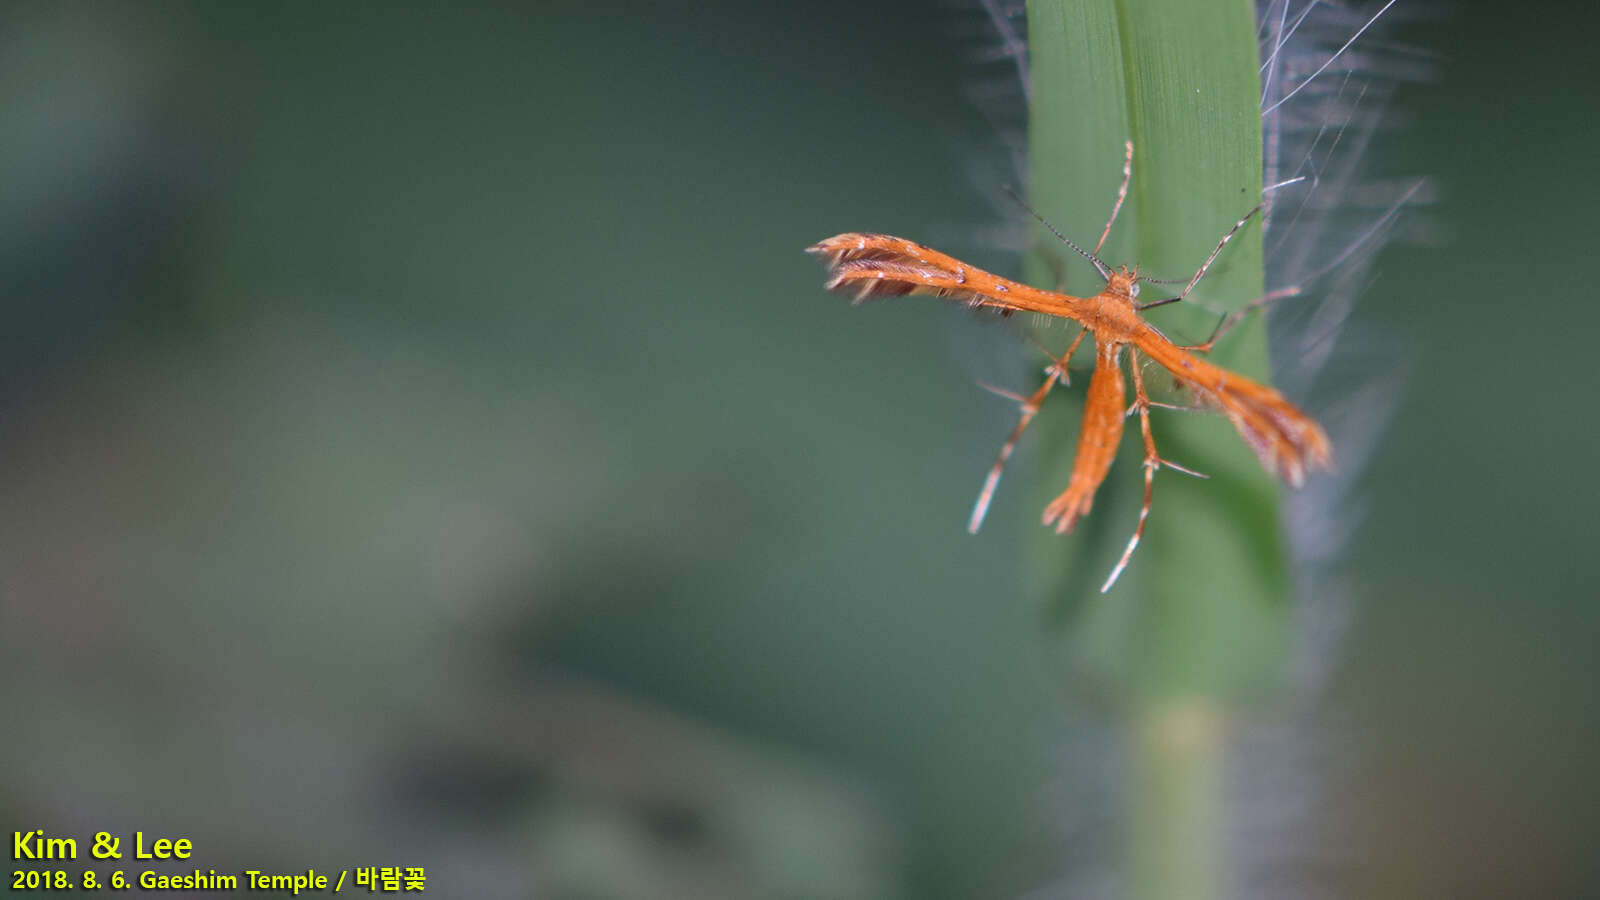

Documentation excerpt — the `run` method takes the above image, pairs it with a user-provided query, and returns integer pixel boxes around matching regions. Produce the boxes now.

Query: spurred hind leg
[1100,350,1210,592]
[969,328,1088,533]
[1100,351,1159,592]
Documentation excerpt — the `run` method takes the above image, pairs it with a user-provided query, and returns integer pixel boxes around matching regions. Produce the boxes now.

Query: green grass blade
[1025,0,1285,707]
[1024,2,1282,898]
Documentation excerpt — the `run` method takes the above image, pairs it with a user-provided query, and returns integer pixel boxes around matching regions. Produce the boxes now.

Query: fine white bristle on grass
[942,3,1436,898]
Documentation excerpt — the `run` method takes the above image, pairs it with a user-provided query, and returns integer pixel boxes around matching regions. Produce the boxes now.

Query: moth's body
[807,230,1330,591]
[807,146,1331,591]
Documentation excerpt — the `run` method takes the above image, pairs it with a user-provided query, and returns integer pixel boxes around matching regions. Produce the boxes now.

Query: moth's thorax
[1075,266,1143,335]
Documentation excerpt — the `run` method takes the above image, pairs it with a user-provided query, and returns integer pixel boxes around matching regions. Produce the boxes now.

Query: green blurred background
[2,2,1596,898]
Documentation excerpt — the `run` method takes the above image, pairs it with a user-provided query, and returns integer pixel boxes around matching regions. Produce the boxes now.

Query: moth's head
[1105,265,1141,300]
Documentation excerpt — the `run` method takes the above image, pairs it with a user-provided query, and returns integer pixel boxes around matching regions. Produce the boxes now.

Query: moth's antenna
[1003,186,1112,282]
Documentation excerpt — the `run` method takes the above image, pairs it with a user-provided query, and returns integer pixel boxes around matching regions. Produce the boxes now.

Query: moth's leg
[1095,139,1134,255]
[1178,285,1302,353]
[1102,349,1159,593]
[969,327,1088,533]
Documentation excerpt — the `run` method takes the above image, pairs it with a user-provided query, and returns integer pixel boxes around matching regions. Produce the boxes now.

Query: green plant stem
[1131,698,1225,900]
[1024,1,1282,898]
